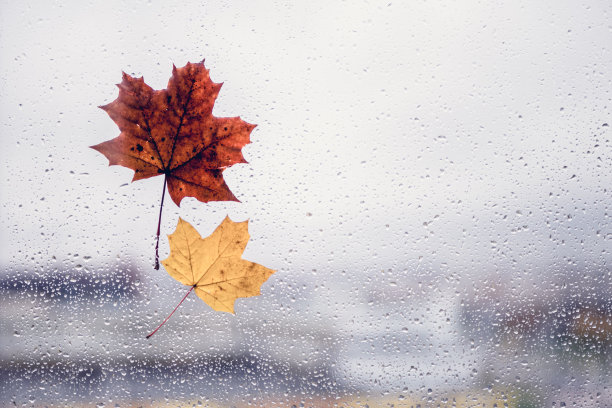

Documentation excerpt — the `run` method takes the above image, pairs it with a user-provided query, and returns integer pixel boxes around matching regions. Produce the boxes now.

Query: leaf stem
[146,285,195,339]
[154,175,168,270]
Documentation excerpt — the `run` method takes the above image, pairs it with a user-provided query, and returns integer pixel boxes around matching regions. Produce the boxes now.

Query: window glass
[1,1,610,406]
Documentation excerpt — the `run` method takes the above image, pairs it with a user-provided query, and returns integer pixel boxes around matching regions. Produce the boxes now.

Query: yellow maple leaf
[163,216,275,313]
[147,216,275,338]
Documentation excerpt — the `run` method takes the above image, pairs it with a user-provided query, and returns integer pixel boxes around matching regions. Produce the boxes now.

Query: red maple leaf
[91,61,254,268]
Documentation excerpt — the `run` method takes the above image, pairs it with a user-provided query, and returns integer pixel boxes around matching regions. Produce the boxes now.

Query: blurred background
[1,0,610,406]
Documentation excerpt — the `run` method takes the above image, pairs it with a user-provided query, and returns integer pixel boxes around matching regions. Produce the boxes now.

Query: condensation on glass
[0,0,610,406]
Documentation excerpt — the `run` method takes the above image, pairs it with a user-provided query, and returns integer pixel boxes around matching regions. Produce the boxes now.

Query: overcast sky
[0,0,610,293]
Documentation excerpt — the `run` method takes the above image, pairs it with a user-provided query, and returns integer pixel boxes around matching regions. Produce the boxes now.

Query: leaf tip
[169,191,184,207]
[90,143,102,153]
[223,214,246,224]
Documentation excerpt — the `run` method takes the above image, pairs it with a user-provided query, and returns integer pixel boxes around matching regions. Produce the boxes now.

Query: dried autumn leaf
[147,217,275,338]
[92,60,253,205]
[91,61,255,268]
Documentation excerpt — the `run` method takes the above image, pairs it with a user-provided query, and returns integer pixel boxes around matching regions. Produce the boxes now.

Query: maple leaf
[91,61,255,268]
[146,217,275,338]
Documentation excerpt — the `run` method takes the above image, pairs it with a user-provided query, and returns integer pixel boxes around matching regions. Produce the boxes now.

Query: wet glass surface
[1,0,610,406]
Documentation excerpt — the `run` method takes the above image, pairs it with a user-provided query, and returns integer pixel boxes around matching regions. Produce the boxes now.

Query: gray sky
[1,0,610,287]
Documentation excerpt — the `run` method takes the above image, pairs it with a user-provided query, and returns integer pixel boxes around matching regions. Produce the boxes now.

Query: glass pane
[1,0,610,406]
